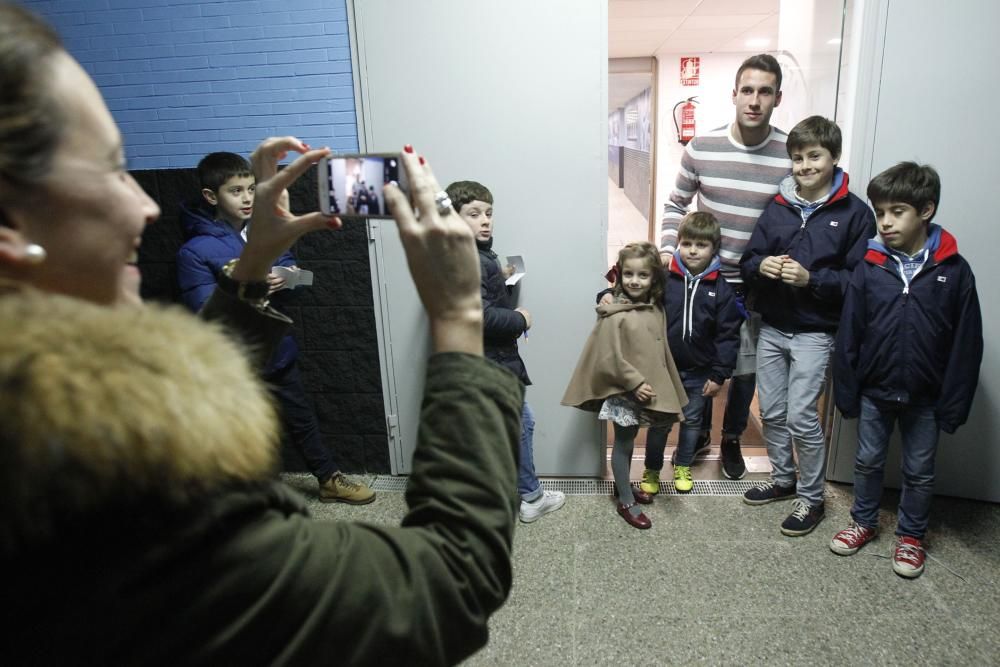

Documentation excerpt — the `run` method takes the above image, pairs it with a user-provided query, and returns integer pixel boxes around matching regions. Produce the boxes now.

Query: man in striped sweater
[657,53,791,480]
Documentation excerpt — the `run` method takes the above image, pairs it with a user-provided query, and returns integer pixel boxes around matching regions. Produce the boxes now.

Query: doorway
[605,0,850,483]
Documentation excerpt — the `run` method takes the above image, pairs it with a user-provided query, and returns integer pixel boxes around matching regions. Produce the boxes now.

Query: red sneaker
[892,536,926,578]
[830,521,878,556]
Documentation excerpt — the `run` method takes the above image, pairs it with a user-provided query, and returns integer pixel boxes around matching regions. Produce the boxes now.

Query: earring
[24,243,47,264]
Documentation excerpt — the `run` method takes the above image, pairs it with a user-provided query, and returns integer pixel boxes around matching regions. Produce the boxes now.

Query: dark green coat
[2,287,522,666]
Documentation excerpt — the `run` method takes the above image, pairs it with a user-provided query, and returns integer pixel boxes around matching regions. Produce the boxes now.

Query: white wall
[353,0,608,475]
[653,52,752,226]
[828,0,1000,502]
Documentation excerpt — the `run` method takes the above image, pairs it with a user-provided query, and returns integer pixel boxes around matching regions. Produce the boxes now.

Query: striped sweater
[660,124,791,283]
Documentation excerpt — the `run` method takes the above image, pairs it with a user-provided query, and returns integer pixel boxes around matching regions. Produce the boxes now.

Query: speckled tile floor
[282,473,1000,666]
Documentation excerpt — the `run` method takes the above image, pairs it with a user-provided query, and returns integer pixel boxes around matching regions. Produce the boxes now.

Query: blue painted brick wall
[26,0,360,169]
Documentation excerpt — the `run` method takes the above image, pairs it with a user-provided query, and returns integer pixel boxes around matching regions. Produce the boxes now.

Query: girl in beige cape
[562,242,687,529]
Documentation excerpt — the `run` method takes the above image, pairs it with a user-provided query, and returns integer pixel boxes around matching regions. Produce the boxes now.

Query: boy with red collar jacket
[663,252,740,385]
[834,223,982,431]
[738,116,875,538]
[740,168,876,333]
[830,162,982,579]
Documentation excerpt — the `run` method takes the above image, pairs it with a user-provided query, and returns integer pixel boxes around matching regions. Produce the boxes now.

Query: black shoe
[743,481,797,505]
[780,499,826,536]
[670,432,711,465]
[720,437,746,479]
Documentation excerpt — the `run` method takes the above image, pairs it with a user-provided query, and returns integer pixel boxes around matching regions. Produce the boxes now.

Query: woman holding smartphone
[0,3,520,664]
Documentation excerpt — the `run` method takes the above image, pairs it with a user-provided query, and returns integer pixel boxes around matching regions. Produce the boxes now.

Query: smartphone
[317,152,408,218]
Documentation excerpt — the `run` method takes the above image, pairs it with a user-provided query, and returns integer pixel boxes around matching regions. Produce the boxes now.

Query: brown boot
[319,472,376,505]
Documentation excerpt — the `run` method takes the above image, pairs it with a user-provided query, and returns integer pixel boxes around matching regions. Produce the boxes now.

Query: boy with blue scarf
[830,162,982,578]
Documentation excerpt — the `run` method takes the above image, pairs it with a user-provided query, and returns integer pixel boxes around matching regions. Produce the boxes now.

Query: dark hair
[613,241,665,304]
[197,152,253,193]
[867,162,941,223]
[787,115,841,159]
[735,53,783,92]
[0,2,65,194]
[677,211,721,250]
[446,180,493,213]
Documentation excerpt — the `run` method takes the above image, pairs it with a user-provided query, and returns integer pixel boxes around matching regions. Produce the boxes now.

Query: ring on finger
[434,190,453,216]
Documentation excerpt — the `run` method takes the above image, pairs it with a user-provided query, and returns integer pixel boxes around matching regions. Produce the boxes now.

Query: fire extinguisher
[673,96,699,145]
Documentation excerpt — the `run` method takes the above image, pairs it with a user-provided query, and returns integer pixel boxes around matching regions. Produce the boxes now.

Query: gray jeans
[756,323,834,506]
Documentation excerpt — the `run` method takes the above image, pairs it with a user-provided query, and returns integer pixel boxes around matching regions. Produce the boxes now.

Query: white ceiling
[610,0,780,58]
[609,0,780,111]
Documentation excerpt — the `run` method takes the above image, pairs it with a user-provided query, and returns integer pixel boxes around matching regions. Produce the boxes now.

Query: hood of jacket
[0,289,280,553]
[775,167,848,212]
[864,223,957,266]
[179,199,241,241]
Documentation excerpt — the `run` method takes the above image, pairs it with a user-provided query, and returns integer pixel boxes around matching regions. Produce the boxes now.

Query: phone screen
[322,154,401,218]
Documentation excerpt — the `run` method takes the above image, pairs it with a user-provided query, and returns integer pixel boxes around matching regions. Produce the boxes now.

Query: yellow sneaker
[673,466,693,493]
[640,468,660,495]
[319,472,376,505]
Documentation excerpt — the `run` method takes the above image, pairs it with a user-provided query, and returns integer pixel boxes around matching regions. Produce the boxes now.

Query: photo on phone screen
[319,153,403,218]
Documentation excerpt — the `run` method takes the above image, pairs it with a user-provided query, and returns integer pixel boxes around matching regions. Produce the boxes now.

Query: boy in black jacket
[638,212,741,494]
[740,116,875,537]
[830,162,982,578]
[446,180,566,524]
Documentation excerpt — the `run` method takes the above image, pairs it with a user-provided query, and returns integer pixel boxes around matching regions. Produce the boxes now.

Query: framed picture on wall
[625,107,638,140]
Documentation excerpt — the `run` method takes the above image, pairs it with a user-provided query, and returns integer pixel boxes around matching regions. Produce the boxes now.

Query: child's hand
[780,258,810,288]
[633,382,656,403]
[267,272,287,295]
[702,379,722,397]
[598,293,614,306]
[759,255,785,279]
[515,307,532,330]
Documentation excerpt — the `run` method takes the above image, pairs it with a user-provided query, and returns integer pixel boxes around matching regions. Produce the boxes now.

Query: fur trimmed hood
[0,289,280,552]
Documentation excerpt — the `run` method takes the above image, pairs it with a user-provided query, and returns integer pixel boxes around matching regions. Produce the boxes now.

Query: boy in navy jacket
[830,162,982,578]
[176,152,374,505]
[740,116,875,537]
[638,212,740,494]
[446,180,566,524]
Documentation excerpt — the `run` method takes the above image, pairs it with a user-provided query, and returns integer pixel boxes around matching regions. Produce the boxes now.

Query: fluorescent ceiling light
[827,38,842,45]
[745,38,770,48]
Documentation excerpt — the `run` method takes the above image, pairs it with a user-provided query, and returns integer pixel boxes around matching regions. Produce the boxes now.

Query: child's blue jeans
[518,401,543,502]
[645,370,710,469]
[851,396,939,539]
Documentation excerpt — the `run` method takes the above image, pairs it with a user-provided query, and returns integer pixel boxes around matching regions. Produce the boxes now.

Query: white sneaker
[519,490,566,523]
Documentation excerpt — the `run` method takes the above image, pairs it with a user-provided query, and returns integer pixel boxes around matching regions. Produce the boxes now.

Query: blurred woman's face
[15,52,159,305]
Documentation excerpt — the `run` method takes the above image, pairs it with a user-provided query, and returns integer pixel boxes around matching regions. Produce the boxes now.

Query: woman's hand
[233,137,340,282]
[383,147,483,356]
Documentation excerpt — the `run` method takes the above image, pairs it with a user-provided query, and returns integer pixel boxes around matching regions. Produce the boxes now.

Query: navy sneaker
[743,481,796,505]
[780,499,826,536]
[670,431,711,465]
[720,437,746,480]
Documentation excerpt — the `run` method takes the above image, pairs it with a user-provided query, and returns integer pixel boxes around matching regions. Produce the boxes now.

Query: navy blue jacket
[664,255,740,384]
[833,226,982,433]
[176,200,298,375]
[741,172,876,333]
[477,238,530,385]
